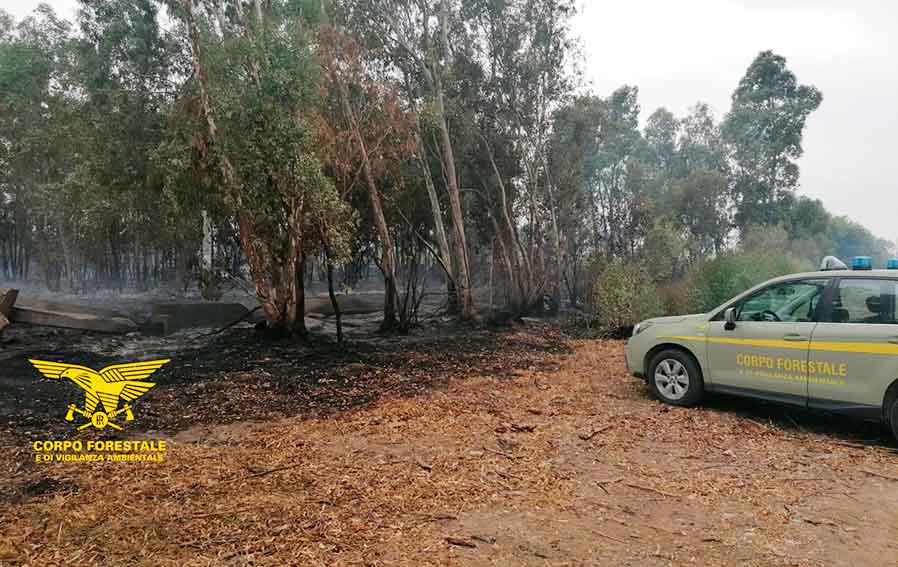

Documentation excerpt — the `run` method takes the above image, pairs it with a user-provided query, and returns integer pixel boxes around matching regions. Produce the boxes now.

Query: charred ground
[0,324,570,485]
[2,325,898,566]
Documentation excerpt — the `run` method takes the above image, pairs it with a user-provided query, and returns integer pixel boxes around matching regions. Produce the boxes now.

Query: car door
[807,277,898,418]
[706,278,828,405]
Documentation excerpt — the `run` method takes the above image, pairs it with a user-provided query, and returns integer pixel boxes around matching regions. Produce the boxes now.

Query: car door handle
[888,336,898,344]
[782,334,807,342]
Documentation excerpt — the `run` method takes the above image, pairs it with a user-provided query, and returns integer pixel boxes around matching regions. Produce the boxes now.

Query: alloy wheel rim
[655,359,689,401]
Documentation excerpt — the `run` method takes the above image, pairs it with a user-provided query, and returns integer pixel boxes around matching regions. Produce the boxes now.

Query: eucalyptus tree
[344,0,476,320]
[73,0,183,289]
[588,86,650,258]
[0,6,78,288]
[465,0,579,312]
[170,0,349,334]
[547,95,605,307]
[643,103,731,260]
[722,50,822,232]
[316,22,417,329]
[643,108,679,180]
[677,102,728,177]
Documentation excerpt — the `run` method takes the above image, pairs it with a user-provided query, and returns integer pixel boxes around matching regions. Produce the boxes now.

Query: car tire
[648,349,705,407]
[889,396,898,443]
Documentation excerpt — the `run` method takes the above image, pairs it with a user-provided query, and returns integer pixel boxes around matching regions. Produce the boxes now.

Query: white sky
[4,0,898,244]
[572,0,898,245]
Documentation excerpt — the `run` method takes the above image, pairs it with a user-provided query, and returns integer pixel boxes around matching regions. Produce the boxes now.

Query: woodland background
[1,0,893,334]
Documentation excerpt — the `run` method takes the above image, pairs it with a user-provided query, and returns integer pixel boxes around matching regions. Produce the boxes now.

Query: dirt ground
[1,325,897,566]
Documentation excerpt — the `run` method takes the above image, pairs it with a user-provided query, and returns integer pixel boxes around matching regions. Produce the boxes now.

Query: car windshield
[737,280,826,322]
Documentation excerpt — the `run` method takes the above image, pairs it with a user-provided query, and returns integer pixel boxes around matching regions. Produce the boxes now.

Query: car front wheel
[889,396,898,442]
[648,350,704,406]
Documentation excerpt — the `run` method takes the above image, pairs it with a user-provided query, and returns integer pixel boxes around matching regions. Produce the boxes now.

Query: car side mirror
[724,307,737,331]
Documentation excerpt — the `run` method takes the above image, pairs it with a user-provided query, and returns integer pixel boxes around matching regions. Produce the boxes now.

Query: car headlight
[633,321,653,336]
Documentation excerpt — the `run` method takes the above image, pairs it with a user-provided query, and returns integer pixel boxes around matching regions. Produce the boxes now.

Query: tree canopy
[0,3,890,332]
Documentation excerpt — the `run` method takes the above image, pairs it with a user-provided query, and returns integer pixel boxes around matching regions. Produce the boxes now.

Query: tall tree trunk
[482,136,533,310]
[432,0,474,321]
[543,155,565,314]
[380,1,472,319]
[334,75,399,329]
[433,77,473,320]
[413,116,455,308]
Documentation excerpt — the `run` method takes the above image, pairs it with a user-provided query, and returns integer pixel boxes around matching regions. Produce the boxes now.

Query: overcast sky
[573,0,898,246]
[6,0,897,245]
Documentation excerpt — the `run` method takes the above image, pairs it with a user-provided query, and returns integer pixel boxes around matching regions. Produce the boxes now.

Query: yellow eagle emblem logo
[29,359,170,430]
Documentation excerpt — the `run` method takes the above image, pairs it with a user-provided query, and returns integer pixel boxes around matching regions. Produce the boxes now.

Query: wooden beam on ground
[10,299,137,334]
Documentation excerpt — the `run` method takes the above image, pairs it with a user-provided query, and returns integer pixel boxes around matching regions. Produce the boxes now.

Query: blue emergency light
[888,258,898,270]
[852,256,873,270]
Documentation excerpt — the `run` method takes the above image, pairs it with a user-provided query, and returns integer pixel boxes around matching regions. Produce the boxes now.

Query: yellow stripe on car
[659,336,898,356]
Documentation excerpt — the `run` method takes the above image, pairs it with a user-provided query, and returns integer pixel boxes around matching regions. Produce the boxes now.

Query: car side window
[830,279,898,324]
[734,279,827,323]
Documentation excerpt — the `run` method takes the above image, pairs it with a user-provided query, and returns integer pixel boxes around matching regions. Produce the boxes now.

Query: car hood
[642,313,707,326]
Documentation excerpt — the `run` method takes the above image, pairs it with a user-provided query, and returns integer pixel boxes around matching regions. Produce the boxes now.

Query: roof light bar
[852,256,873,271]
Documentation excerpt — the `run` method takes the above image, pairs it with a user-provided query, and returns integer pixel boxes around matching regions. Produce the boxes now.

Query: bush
[590,259,664,332]
[685,250,811,313]
[641,221,688,283]
[657,280,693,316]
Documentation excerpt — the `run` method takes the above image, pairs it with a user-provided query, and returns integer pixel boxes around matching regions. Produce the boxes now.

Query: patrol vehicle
[626,256,898,441]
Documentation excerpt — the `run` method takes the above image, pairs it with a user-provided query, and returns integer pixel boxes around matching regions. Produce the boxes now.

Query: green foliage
[304,164,359,265]
[640,220,688,283]
[723,50,823,230]
[1,0,893,338]
[590,259,663,331]
[644,107,679,176]
[657,280,693,317]
[685,250,811,313]
[667,169,730,257]
[677,102,727,176]
[777,197,894,267]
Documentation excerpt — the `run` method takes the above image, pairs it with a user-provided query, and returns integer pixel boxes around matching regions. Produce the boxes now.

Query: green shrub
[685,251,811,313]
[657,280,693,316]
[641,221,688,283]
[590,259,664,331]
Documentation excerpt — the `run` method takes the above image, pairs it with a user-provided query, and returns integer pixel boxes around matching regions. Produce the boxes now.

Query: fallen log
[10,299,137,334]
[14,298,124,319]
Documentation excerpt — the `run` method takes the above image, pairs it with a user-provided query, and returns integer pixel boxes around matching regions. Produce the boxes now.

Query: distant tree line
[0,1,892,334]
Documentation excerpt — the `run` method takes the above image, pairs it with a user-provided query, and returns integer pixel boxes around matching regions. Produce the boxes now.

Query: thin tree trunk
[412,116,455,311]
[293,251,307,336]
[433,0,474,321]
[414,120,452,281]
[379,2,472,320]
[433,87,473,318]
[324,245,343,344]
[542,154,565,313]
[334,74,399,328]
[481,136,532,309]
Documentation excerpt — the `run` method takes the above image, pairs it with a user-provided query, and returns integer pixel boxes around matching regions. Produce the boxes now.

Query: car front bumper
[624,338,645,379]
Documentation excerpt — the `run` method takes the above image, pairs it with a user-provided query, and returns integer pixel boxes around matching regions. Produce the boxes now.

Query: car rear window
[831,279,898,324]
